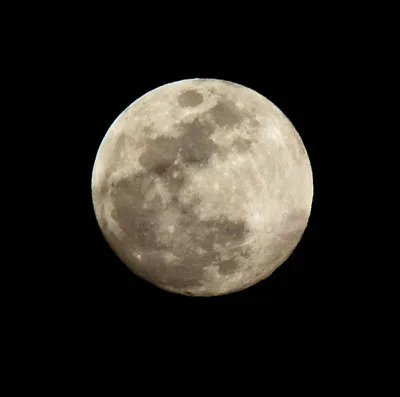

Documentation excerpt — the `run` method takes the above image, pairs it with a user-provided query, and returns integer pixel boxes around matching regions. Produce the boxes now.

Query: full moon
[92,78,313,296]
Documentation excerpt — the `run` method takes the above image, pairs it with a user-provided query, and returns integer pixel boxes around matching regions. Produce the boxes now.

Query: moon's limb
[92,78,313,296]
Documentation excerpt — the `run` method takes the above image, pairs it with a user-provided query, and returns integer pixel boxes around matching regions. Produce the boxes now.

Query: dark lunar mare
[107,94,263,293]
[177,90,204,107]
[138,137,181,175]
[110,169,251,293]
[95,80,312,295]
[208,100,245,127]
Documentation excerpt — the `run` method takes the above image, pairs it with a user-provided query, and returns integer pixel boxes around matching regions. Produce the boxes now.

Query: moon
[92,78,313,297]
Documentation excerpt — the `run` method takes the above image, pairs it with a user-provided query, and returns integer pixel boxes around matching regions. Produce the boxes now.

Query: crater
[177,90,204,107]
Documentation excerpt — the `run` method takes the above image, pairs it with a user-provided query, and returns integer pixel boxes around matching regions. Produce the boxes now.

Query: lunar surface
[92,78,313,296]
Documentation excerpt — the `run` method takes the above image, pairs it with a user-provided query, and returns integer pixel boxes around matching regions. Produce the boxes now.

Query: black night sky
[77,56,335,326]
[46,26,366,362]
[7,4,391,390]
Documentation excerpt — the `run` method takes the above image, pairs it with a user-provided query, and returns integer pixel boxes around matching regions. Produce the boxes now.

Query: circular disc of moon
[92,78,313,296]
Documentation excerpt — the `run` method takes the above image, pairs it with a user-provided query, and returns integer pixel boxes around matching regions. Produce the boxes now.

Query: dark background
[42,24,368,361]
[7,6,393,390]
[11,11,390,391]
[73,52,343,332]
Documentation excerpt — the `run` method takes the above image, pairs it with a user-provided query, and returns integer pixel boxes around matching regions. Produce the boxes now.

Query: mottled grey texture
[177,90,204,107]
[109,168,250,293]
[92,78,313,296]
[209,100,245,127]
